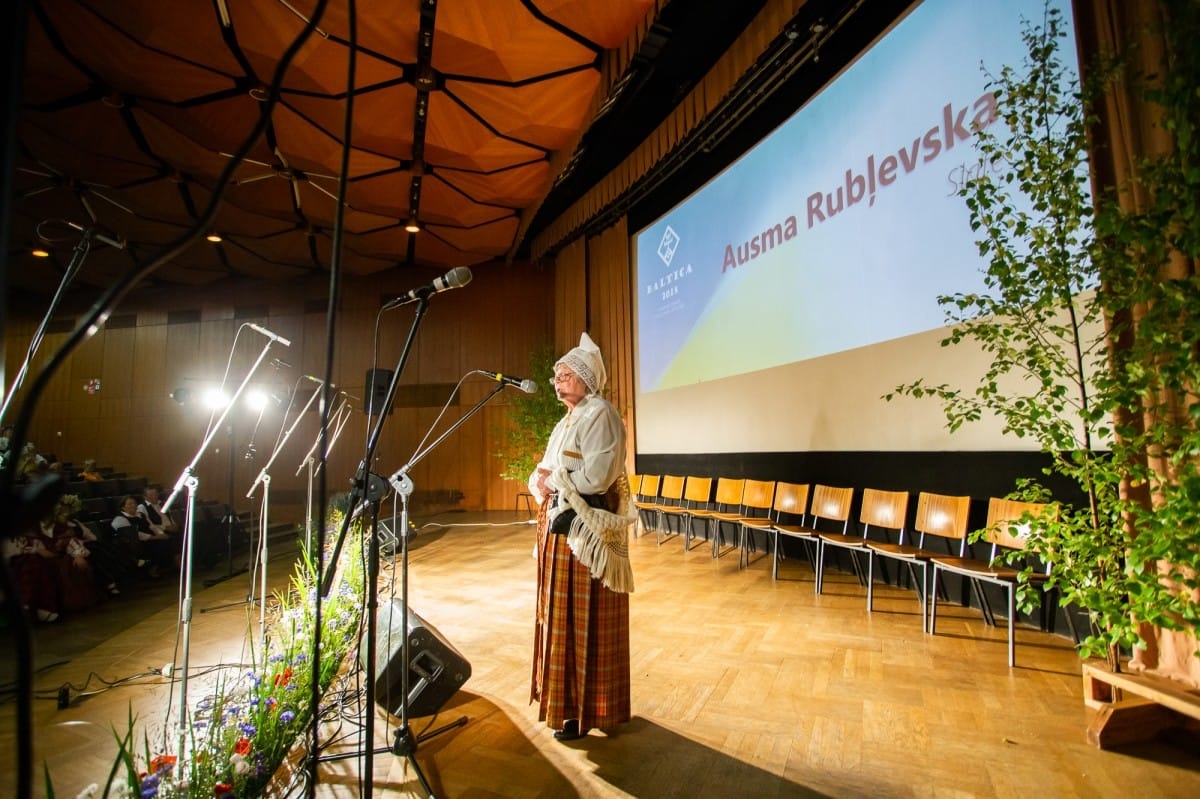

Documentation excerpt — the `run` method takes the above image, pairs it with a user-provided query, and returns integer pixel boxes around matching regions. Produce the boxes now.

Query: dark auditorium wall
[4,260,553,521]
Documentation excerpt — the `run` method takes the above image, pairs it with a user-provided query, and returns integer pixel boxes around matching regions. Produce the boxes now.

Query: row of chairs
[65,475,149,502]
[628,474,1061,667]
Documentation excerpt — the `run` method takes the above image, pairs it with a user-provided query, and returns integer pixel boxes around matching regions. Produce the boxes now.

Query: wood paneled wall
[4,261,553,520]
[544,217,637,472]
[585,218,637,468]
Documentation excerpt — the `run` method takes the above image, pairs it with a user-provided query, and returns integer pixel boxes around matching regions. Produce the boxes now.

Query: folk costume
[529,334,635,739]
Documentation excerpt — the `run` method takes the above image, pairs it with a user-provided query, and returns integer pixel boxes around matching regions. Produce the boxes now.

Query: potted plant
[493,344,566,486]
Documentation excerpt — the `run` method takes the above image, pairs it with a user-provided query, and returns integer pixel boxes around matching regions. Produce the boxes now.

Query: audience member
[3,522,61,623]
[51,494,125,597]
[79,458,104,481]
[40,498,102,612]
[15,442,48,483]
[0,424,13,470]
[112,495,173,577]
[138,484,176,537]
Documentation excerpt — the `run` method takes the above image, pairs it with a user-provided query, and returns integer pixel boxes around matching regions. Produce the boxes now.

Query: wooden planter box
[1081,660,1200,748]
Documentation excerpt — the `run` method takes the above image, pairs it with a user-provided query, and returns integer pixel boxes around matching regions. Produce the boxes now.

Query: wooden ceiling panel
[20,107,160,185]
[287,88,417,165]
[21,10,95,101]
[540,0,658,49]
[413,230,499,271]
[76,0,243,77]
[11,0,657,296]
[141,96,275,166]
[417,179,514,229]
[424,93,545,172]
[36,0,235,103]
[445,71,602,150]
[293,0,420,64]
[347,169,416,218]
[428,216,522,257]
[433,0,598,81]
[435,161,551,208]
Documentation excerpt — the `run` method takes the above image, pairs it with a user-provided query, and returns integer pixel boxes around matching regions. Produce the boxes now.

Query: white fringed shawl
[552,465,636,593]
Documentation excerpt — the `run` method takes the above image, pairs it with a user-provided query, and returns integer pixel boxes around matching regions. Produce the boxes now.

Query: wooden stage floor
[3,511,1199,797]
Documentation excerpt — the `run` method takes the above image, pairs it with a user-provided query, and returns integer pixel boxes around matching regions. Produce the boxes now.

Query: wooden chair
[727,479,777,568]
[865,491,971,632]
[815,488,908,596]
[737,482,811,579]
[627,474,644,536]
[929,498,1056,666]
[632,474,661,534]
[700,475,772,556]
[769,484,853,583]
[687,477,744,556]
[649,475,686,544]
[658,476,714,549]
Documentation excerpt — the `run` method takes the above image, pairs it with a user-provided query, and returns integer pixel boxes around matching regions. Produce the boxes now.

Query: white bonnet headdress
[555,332,607,394]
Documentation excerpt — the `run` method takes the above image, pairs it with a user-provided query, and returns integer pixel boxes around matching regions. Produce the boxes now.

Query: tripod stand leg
[390,727,437,798]
[417,715,468,744]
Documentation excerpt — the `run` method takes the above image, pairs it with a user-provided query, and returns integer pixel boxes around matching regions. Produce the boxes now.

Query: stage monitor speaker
[376,518,418,557]
[364,599,471,718]
[365,368,393,416]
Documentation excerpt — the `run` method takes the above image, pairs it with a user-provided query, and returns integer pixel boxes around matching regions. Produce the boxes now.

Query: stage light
[170,387,191,405]
[202,386,230,411]
[32,247,50,258]
[405,215,420,234]
[206,232,223,243]
[245,388,270,412]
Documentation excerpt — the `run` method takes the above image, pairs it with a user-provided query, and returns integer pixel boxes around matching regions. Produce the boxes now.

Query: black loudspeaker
[365,368,393,416]
[376,518,418,557]
[364,599,471,718]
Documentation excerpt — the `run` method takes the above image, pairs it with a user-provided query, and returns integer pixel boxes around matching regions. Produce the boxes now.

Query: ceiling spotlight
[206,232,223,243]
[32,247,50,258]
[170,387,191,405]
[405,216,420,234]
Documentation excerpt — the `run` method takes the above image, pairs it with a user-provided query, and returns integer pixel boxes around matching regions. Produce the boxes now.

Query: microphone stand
[201,379,323,625]
[314,292,431,797]
[243,379,324,640]
[160,334,282,766]
[322,381,504,798]
[0,226,94,424]
[296,392,352,559]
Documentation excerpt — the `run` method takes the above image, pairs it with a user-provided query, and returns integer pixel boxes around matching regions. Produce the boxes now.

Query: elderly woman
[528,333,636,742]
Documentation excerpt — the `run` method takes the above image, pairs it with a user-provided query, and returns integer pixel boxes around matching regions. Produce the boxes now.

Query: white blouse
[528,394,625,503]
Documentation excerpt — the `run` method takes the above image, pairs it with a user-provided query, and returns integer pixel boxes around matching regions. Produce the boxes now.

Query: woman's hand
[534,467,551,500]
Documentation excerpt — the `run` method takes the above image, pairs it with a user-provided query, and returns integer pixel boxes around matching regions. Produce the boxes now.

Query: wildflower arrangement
[58,517,367,798]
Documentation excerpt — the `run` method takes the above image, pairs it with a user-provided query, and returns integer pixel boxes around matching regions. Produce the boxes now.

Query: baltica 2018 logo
[657,225,680,267]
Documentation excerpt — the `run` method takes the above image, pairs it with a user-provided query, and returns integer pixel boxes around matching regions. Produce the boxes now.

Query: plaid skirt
[531,501,631,731]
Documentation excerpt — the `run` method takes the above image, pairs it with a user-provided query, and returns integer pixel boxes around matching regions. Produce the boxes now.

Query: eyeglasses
[550,372,576,385]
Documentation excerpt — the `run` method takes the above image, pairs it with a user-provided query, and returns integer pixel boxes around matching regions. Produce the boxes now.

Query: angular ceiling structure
[9,0,656,296]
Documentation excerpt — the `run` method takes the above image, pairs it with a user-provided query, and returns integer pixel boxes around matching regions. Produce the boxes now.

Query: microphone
[270,357,293,370]
[303,374,325,384]
[65,220,126,250]
[386,266,473,307]
[477,370,538,394]
[246,323,291,347]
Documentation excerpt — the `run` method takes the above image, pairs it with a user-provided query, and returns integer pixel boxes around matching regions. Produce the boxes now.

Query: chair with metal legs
[929,497,1057,666]
[865,491,971,632]
[815,488,909,596]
